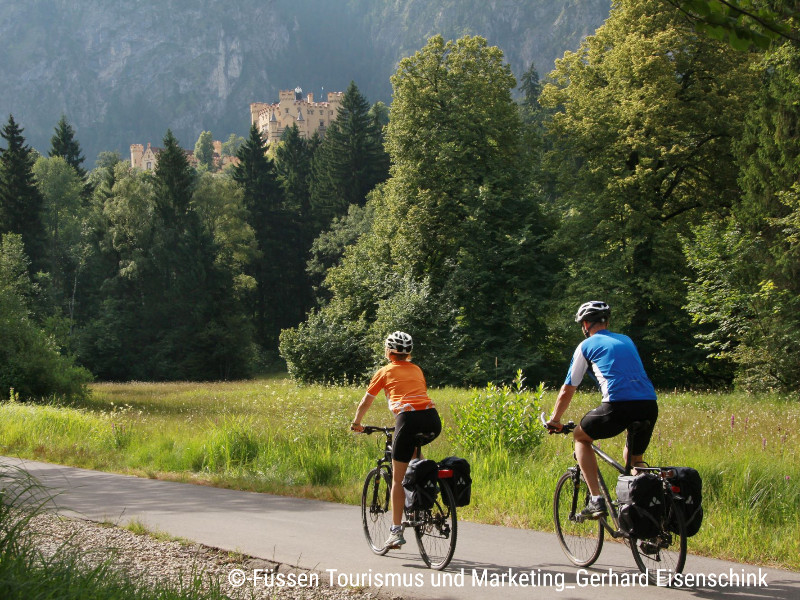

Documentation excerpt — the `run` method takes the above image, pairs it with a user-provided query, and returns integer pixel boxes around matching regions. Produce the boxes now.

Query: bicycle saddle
[414,431,438,444]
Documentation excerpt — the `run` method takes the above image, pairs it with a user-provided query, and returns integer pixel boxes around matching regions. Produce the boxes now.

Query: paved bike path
[3,457,799,600]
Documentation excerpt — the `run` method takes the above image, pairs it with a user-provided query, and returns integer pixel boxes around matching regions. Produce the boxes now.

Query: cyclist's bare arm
[351,393,376,431]
[548,384,578,431]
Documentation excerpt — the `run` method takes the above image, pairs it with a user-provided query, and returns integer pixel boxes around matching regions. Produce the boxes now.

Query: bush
[0,234,91,402]
[452,370,545,453]
[279,308,375,384]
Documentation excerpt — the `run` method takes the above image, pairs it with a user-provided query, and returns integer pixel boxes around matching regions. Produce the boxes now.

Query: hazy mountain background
[0,0,611,164]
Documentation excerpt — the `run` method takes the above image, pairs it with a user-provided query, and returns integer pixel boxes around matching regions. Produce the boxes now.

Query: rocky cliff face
[0,0,610,163]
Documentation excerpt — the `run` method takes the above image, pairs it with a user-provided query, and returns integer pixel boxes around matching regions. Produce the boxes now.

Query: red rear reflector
[438,469,454,479]
[671,485,681,493]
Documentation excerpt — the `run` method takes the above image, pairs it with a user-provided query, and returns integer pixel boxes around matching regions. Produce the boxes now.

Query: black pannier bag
[438,456,472,507]
[615,473,665,539]
[666,466,703,537]
[402,458,439,510]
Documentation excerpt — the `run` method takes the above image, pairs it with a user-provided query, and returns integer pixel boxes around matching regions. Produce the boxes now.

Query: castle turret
[130,144,144,168]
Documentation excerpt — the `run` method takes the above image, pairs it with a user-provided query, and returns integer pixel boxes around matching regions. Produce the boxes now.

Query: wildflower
[762,437,767,450]
[786,475,791,482]
[731,415,735,428]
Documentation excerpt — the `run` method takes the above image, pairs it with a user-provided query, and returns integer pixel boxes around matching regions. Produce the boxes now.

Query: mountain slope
[0,0,610,163]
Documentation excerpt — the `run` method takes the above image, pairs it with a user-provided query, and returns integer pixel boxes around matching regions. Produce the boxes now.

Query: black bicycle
[541,414,688,584]
[357,425,458,570]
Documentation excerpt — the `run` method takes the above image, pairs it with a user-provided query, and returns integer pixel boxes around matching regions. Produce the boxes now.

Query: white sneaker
[384,528,406,549]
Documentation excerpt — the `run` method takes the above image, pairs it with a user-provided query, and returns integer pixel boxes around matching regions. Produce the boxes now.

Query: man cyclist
[351,331,442,549]
[546,301,658,519]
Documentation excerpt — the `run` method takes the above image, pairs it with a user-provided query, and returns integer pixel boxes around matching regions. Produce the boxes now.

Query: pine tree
[0,115,47,274]
[233,124,292,353]
[49,115,86,178]
[309,81,389,230]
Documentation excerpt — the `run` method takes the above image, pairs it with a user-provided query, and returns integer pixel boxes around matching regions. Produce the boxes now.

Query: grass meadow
[0,376,798,571]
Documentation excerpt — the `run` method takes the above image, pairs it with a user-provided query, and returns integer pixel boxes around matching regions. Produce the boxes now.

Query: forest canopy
[2,0,799,399]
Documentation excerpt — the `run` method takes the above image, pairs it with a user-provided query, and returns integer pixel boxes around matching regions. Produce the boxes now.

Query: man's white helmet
[574,301,611,324]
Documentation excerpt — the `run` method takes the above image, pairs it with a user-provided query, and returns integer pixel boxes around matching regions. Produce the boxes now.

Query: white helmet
[385,331,413,354]
[574,301,611,324]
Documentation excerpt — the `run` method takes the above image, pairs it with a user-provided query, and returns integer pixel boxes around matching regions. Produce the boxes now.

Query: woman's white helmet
[385,331,413,354]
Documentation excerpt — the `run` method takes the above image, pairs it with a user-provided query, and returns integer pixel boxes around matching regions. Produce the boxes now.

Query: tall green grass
[0,463,230,600]
[0,379,797,570]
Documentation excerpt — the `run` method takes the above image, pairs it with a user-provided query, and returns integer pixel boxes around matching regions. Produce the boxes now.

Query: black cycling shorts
[580,401,658,456]
[393,408,442,463]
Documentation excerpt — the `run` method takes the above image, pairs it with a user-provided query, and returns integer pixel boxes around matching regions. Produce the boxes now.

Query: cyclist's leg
[392,409,442,525]
[391,412,416,527]
[623,402,659,472]
[578,403,626,495]
[391,459,410,527]
[573,426,601,496]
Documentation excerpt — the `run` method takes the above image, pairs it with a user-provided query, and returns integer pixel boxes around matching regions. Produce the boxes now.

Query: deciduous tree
[282,35,555,385]
[539,0,754,385]
[194,130,215,171]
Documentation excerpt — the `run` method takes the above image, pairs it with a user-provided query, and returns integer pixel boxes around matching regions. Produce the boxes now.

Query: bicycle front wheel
[553,468,604,567]
[414,479,458,570]
[361,466,393,555]
[630,496,688,584]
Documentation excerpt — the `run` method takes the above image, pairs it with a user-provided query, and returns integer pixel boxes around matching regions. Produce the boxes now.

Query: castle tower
[130,144,144,169]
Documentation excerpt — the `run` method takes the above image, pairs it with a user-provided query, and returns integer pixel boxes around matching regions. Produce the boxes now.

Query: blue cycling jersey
[564,330,657,403]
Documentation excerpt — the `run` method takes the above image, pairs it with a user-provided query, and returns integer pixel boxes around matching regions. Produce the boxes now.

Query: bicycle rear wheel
[630,495,687,584]
[414,479,458,570]
[361,466,393,555]
[553,468,604,567]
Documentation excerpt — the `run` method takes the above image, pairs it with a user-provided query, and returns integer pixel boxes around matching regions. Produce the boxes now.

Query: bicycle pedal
[639,541,660,555]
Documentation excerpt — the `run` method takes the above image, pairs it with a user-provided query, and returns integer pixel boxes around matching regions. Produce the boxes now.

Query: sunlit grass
[0,379,797,570]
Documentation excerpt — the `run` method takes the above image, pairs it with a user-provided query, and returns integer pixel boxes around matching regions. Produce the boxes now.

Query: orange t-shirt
[367,360,435,414]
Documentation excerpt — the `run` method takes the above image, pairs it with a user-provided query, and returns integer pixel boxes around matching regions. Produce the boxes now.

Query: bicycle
[357,425,458,570]
[541,414,688,584]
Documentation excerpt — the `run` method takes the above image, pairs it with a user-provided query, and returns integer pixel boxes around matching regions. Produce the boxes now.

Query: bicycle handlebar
[357,425,395,435]
[539,412,576,434]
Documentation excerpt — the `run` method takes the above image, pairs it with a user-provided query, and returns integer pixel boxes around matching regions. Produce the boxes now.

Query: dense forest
[1,0,799,399]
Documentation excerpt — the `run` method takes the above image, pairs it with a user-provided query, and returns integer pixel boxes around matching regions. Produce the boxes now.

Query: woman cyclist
[351,331,442,549]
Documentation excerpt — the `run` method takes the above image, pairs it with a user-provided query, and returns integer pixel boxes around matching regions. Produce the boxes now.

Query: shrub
[452,370,545,453]
[279,309,374,384]
[0,234,91,402]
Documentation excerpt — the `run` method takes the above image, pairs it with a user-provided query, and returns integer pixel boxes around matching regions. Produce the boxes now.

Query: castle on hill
[250,87,343,144]
[130,140,238,172]
[130,86,342,170]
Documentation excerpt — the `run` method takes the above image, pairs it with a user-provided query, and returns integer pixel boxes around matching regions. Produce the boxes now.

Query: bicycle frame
[593,446,627,538]
[541,412,636,539]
